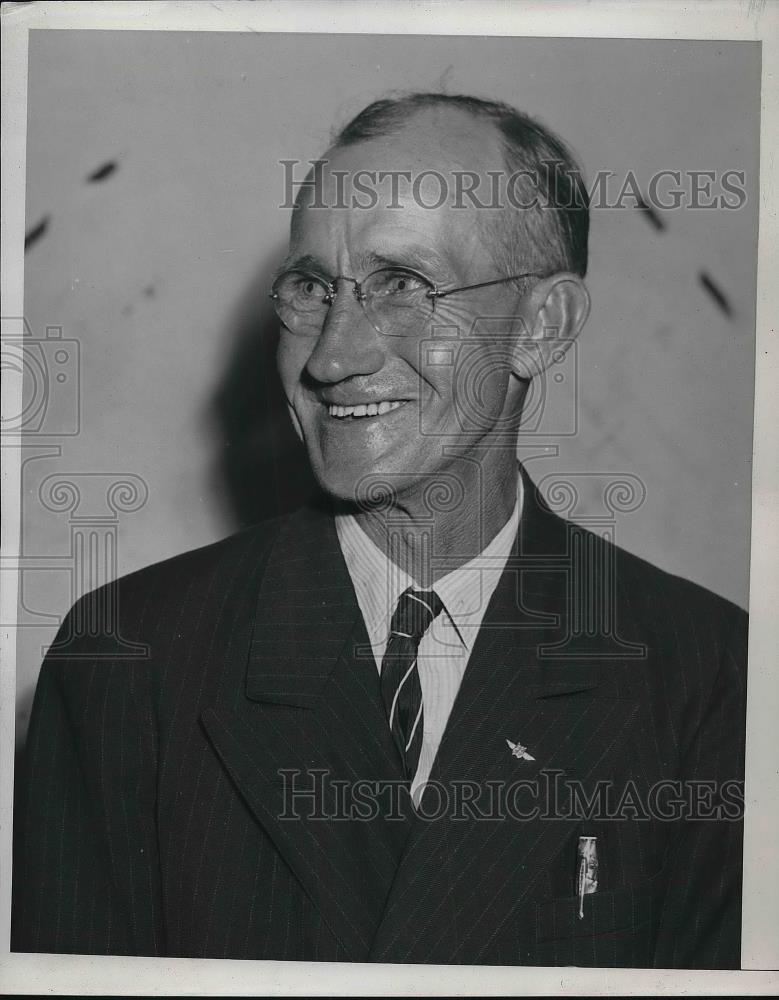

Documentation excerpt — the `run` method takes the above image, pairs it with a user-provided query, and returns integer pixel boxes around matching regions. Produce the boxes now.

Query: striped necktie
[380,587,444,782]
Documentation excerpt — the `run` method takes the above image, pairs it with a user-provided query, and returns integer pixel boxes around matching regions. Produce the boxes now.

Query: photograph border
[1,1,777,994]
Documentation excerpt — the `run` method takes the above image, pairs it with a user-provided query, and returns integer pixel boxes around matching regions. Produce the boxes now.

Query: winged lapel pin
[506,738,535,761]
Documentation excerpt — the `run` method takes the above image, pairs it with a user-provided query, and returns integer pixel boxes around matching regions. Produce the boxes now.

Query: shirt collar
[432,484,521,652]
[335,475,523,658]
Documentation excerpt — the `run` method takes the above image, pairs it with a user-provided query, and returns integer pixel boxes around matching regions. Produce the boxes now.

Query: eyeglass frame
[268,264,545,337]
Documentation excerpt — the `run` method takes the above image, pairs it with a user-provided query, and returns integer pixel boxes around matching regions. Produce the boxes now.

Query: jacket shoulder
[55,514,291,655]
[117,515,286,592]
[602,526,747,634]
[536,494,747,631]
[567,517,748,702]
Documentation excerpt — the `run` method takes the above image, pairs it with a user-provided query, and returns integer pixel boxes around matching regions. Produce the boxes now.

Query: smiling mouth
[327,400,408,419]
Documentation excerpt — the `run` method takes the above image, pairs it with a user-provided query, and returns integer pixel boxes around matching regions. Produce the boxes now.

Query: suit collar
[245,464,532,705]
[334,475,523,663]
[245,502,365,707]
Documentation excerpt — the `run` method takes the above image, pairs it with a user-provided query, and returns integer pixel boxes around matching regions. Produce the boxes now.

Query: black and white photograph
[2,1,777,995]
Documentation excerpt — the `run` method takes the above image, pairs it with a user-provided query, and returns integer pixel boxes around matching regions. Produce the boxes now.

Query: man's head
[275,93,591,507]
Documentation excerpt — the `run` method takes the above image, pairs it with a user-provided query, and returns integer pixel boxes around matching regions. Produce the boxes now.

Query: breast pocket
[533,869,667,968]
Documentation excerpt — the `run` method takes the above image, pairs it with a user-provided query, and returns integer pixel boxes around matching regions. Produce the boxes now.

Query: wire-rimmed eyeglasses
[269,265,543,339]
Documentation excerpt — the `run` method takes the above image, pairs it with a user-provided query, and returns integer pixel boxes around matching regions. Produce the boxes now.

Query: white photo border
[1,1,777,994]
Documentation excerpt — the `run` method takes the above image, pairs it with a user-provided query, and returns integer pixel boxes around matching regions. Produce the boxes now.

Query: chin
[308,458,369,505]
[310,453,421,511]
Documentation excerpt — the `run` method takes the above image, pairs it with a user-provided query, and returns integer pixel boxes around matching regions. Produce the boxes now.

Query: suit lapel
[201,504,413,962]
[370,472,640,963]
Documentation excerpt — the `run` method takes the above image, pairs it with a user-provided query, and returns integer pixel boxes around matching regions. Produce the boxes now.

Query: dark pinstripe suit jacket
[12,469,747,967]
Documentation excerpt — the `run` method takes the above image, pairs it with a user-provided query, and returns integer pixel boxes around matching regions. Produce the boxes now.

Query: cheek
[422,302,516,405]
[471,361,512,406]
[423,344,513,413]
[276,335,310,401]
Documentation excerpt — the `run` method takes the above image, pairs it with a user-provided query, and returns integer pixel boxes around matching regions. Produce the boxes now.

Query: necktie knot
[389,588,444,642]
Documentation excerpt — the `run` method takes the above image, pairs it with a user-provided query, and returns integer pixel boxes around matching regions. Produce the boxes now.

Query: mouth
[326,400,409,420]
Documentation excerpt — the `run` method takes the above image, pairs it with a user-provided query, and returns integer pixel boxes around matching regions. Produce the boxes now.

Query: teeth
[328,400,404,419]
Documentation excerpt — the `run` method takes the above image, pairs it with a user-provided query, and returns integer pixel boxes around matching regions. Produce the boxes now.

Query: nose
[303,283,386,384]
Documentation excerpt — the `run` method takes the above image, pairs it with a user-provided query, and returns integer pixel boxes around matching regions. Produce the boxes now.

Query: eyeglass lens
[272,268,434,338]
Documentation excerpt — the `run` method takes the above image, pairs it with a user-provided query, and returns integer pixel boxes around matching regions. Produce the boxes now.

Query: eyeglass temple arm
[430,272,543,300]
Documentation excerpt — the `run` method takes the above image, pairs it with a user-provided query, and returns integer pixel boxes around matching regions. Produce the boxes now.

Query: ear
[510,273,590,381]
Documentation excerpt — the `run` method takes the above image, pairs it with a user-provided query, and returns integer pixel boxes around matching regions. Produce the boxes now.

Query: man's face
[276,110,530,505]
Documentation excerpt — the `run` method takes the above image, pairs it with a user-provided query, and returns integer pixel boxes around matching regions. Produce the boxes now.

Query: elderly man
[13,93,746,968]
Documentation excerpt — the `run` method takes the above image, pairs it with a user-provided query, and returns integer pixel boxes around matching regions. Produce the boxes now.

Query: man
[13,93,747,967]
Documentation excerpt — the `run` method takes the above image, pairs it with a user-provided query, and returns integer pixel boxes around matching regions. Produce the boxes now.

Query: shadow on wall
[211,251,318,528]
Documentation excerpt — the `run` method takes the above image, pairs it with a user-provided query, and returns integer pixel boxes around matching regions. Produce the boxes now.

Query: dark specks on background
[24,215,50,252]
[25,161,119,253]
[632,194,733,320]
[121,282,158,318]
[699,271,734,318]
[86,161,118,183]
[636,196,666,232]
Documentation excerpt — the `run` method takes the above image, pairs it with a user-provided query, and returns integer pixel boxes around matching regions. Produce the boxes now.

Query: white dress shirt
[335,477,523,804]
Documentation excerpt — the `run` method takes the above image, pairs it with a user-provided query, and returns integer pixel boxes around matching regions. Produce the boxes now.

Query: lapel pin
[506,738,535,761]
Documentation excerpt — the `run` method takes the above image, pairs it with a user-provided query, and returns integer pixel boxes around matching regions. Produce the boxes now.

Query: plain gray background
[16,30,759,739]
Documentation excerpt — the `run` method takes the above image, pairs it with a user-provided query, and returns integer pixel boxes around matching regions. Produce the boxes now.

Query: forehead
[329,105,505,175]
[288,107,506,271]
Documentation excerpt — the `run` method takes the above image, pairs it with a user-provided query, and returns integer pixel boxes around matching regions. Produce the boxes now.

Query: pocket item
[535,872,665,943]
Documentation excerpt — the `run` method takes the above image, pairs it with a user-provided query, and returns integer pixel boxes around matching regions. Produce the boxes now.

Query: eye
[274,272,330,312]
[294,276,325,298]
[368,268,430,298]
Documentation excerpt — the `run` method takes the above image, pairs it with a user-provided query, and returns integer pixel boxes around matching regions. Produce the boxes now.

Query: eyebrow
[360,246,451,279]
[279,245,453,283]
[276,252,330,278]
